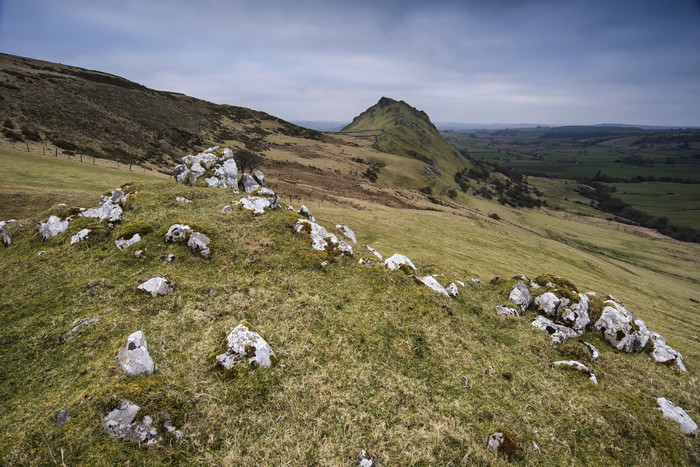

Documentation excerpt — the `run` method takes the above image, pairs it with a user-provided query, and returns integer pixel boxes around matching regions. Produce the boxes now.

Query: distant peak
[377,97,398,107]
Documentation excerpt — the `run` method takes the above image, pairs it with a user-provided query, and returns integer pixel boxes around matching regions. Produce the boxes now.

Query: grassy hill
[0,149,698,464]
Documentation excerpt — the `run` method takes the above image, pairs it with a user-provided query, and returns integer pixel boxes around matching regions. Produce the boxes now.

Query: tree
[234,148,263,174]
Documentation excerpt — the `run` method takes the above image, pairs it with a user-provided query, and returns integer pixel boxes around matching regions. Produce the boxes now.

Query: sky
[1,0,700,126]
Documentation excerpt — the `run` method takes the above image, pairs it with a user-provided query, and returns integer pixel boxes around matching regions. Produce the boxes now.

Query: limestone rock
[257,187,275,196]
[81,189,124,223]
[252,169,265,187]
[38,215,70,240]
[532,315,582,344]
[70,228,91,245]
[187,231,211,258]
[236,196,279,214]
[359,449,373,467]
[163,420,183,442]
[486,430,520,460]
[137,277,174,297]
[366,246,382,260]
[470,278,482,284]
[553,360,598,384]
[509,281,532,313]
[215,322,276,371]
[134,249,146,259]
[175,196,192,203]
[336,224,357,243]
[534,292,561,317]
[56,408,72,427]
[649,332,686,372]
[558,293,590,333]
[165,224,192,243]
[117,330,155,377]
[414,275,450,297]
[207,157,239,189]
[295,219,353,257]
[657,397,697,436]
[0,220,12,246]
[240,173,261,193]
[173,147,238,189]
[103,400,161,446]
[221,204,233,213]
[299,205,315,222]
[446,283,459,297]
[384,253,417,273]
[593,300,650,353]
[163,254,176,262]
[62,316,99,340]
[496,305,520,317]
[582,342,600,359]
[115,233,141,250]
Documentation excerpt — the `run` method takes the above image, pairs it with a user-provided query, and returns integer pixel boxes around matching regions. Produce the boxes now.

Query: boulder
[553,360,598,384]
[257,187,275,196]
[206,157,239,189]
[299,205,315,222]
[252,169,265,186]
[657,397,697,436]
[103,400,161,446]
[115,234,141,250]
[137,277,174,297]
[649,332,686,372]
[496,305,519,317]
[175,196,192,203]
[384,254,417,273]
[240,173,261,193]
[414,275,450,297]
[295,219,353,257]
[558,293,590,333]
[187,231,211,258]
[446,283,459,297]
[236,196,279,214]
[582,342,600,359]
[117,330,155,377]
[592,300,650,353]
[70,228,91,245]
[366,246,382,260]
[335,224,357,243]
[173,147,238,188]
[165,224,192,243]
[534,292,561,317]
[38,215,70,240]
[532,315,581,344]
[509,281,532,313]
[214,322,276,371]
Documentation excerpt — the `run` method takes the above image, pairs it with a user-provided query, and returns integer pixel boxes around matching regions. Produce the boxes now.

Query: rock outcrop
[103,401,161,446]
[117,331,155,377]
[336,224,357,244]
[414,275,450,297]
[115,234,141,250]
[173,147,239,189]
[81,188,125,223]
[295,219,353,258]
[252,169,265,187]
[70,228,91,245]
[384,254,416,273]
[240,173,261,193]
[592,299,649,353]
[298,205,315,222]
[508,281,532,313]
[38,215,70,240]
[0,220,12,246]
[214,322,276,371]
[236,195,279,214]
[165,224,192,243]
[649,332,686,371]
[657,397,697,436]
[532,315,581,344]
[187,231,211,258]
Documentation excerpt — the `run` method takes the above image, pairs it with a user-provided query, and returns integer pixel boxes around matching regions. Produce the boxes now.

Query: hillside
[341,97,472,188]
[0,53,321,169]
[0,149,698,464]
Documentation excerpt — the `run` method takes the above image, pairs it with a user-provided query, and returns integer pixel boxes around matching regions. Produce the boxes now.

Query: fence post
[55,148,58,157]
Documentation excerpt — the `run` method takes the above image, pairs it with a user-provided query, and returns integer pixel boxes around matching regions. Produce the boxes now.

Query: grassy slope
[1,155,698,465]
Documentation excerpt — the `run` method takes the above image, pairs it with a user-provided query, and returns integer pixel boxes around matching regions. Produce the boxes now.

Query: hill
[341,97,472,188]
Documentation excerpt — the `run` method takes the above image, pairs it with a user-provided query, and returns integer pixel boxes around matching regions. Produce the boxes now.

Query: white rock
[582,342,600,359]
[103,400,161,445]
[299,205,315,222]
[37,250,46,256]
[175,196,192,203]
[649,332,686,372]
[236,196,279,214]
[553,360,598,384]
[366,246,382,260]
[657,397,697,436]
[38,215,70,240]
[558,293,591,333]
[81,198,122,223]
[446,283,459,297]
[188,231,211,258]
[359,449,373,467]
[487,432,505,453]
[209,158,239,189]
[165,224,192,243]
[335,224,357,243]
[163,254,176,262]
[0,220,11,246]
[117,331,155,377]
[240,173,261,193]
[62,316,99,340]
[70,228,91,245]
[470,278,482,284]
[415,275,450,297]
[593,300,650,353]
[221,205,233,213]
[215,323,275,370]
[456,280,465,287]
[174,147,238,188]
[295,219,352,257]
[384,253,417,273]
[115,233,141,250]
[137,277,174,297]
[509,281,532,313]
[532,315,582,344]
[252,169,265,187]
[534,292,561,317]
[257,187,275,196]
[496,305,520,316]
[134,250,146,259]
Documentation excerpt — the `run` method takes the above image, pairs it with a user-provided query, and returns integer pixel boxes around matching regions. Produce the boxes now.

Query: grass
[1,161,698,464]
[610,182,700,229]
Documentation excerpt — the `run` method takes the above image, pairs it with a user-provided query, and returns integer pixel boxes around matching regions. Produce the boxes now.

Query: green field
[1,149,698,464]
[610,182,700,229]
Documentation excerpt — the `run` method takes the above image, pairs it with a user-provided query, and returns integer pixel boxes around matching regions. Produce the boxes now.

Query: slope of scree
[0,154,697,464]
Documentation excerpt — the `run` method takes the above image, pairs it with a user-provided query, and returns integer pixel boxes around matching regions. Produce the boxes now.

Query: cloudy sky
[1,0,699,126]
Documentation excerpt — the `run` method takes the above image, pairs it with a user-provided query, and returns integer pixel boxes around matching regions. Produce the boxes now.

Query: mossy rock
[118,220,154,239]
[588,295,605,324]
[120,182,138,194]
[534,274,580,302]
[48,204,82,219]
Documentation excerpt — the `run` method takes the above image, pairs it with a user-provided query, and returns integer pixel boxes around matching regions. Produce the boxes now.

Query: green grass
[1,158,699,464]
[610,182,700,229]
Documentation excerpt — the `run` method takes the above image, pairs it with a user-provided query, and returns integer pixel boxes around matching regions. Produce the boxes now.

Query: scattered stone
[103,400,161,446]
[115,233,141,250]
[37,250,46,257]
[534,292,561,317]
[56,408,72,427]
[175,196,192,203]
[214,322,276,371]
[470,278,482,284]
[649,332,686,372]
[173,147,238,189]
[38,215,70,240]
[165,224,192,243]
[487,430,520,460]
[496,305,520,317]
[553,360,598,384]
[336,224,357,243]
[509,281,532,313]
[582,342,600,359]
[414,275,450,297]
[221,204,233,213]
[384,253,417,273]
[163,254,176,262]
[0,220,11,246]
[187,231,211,258]
[295,219,353,257]
[456,280,465,287]
[358,258,375,265]
[592,299,649,353]
[512,273,529,281]
[236,196,279,214]
[134,249,146,259]
[137,277,174,297]
[70,228,91,245]
[81,189,124,223]
[366,246,382,260]
[558,293,591,333]
[257,187,275,196]
[530,281,542,289]
[62,316,99,340]
[299,205,315,222]
[252,169,266,187]
[532,315,582,344]
[446,283,459,297]
[117,330,155,377]
[163,420,183,442]
[240,173,261,193]
[657,397,697,436]
[359,449,373,467]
